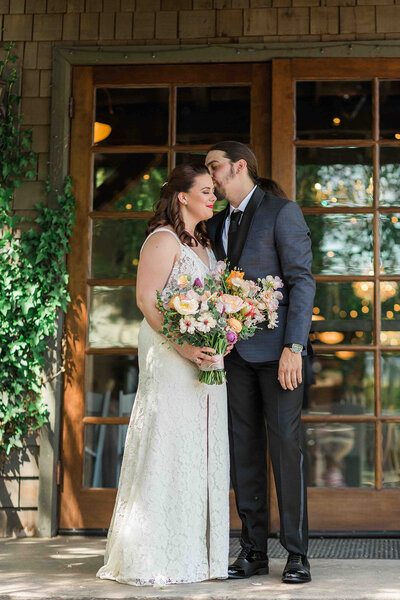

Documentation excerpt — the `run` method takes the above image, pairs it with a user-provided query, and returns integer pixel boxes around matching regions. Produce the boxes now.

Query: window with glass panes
[272,60,400,532]
[60,63,269,529]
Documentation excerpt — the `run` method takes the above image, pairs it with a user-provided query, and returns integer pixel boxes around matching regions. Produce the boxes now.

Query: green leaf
[0,44,76,455]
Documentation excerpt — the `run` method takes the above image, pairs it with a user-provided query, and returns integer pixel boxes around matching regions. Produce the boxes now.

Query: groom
[205,141,315,584]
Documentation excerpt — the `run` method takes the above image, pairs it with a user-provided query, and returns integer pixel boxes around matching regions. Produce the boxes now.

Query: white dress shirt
[222,186,257,254]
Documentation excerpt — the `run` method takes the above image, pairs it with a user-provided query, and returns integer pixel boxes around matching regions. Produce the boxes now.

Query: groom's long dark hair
[208,141,288,199]
[147,163,211,248]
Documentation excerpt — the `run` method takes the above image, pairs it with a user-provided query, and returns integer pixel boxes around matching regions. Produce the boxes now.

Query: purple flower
[193,278,203,288]
[226,331,238,343]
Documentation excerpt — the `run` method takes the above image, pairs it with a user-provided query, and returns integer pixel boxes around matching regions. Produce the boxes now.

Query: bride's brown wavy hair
[146,163,211,248]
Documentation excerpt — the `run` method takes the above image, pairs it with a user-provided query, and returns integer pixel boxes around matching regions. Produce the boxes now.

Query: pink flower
[179,316,196,334]
[193,277,203,288]
[213,261,226,275]
[186,289,201,301]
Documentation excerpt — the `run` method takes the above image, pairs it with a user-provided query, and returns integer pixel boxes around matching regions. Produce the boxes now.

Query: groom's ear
[235,159,247,175]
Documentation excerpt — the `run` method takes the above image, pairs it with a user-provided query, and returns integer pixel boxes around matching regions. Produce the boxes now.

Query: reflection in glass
[304,353,374,415]
[381,353,400,416]
[311,282,373,346]
[380,214,400,275]
[91,219,148,279]
[305,214,374,275]
[93,153,168,211]
[382,423,400,488]
[95,87,169,146]
[176,86,250,144]
[296,147,373,207]
[84,424,130,488]
[296,81,372,139]
[88,286,142,347]
[85,354,139,416]
[304,422,375,488]
[380,81,400,140]
[380,147,400,206]
[381,282,400,346]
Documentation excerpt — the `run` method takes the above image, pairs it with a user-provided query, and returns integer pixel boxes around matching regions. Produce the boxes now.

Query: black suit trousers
[225,347,308,555]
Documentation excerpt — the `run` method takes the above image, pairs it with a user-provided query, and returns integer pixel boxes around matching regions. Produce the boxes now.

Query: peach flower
[228,317,242,333]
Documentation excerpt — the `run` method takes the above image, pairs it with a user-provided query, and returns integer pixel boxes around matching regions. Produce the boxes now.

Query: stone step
[0,537,399,600]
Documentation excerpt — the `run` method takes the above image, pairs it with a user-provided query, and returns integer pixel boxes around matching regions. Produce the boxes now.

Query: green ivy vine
[0,43,76,456]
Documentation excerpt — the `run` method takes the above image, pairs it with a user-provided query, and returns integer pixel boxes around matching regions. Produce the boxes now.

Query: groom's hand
[278,348,302,391]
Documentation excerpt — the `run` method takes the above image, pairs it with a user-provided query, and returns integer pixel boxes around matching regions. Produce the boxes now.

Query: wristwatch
[285,343,303,354]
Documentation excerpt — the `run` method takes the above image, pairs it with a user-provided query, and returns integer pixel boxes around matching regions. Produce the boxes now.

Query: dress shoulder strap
[140,227,182,254]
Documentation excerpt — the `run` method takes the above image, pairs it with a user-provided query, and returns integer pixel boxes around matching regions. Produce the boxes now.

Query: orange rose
[227,270,244,288]
[228,317,242,333]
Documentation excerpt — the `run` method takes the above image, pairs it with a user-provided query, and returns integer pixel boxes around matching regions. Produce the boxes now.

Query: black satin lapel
[214,206,228,261]
[230,186,264,268]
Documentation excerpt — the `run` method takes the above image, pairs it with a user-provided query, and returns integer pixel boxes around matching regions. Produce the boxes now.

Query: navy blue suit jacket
[207,186,315,362]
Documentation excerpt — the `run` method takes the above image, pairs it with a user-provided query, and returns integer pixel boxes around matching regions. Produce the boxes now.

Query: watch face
[291,344,303,353]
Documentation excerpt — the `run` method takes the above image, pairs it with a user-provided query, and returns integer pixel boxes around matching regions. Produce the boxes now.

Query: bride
[96,163,230,586]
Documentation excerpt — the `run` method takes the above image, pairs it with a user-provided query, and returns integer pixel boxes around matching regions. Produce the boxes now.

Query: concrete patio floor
[0,536,399,600]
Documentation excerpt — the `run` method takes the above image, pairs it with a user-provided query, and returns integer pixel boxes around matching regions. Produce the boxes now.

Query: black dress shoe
[282,553,311,584]
[228,547,269,579]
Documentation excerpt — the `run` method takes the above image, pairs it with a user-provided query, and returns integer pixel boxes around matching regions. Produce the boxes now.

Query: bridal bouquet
[156,261,284,385]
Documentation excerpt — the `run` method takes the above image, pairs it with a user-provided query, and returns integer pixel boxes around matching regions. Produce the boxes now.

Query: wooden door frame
[59,62,271,530]
[271,58,400,532]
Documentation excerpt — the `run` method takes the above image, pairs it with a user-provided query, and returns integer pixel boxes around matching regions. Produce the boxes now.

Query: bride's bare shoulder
[140,228,181,260]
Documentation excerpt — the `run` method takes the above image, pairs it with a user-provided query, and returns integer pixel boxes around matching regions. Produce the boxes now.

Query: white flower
[231,277,251,295]
[179,316,196,334]
[273,276,284,289]
[247,280,260,297]
[195,312,217,333]
[172,295,199,315]
[267,297,279,311]
[267,312,279,329]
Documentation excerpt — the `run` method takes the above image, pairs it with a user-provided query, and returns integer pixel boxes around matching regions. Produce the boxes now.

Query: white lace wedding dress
[96,228,230,586]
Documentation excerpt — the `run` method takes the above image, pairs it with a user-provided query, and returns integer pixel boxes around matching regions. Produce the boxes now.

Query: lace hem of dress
[96,570,227,587]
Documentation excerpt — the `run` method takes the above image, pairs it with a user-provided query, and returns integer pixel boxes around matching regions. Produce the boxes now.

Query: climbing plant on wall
[0,43,76,455]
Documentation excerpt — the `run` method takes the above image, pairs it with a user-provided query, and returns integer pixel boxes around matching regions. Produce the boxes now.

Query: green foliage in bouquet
[0,43,76,455]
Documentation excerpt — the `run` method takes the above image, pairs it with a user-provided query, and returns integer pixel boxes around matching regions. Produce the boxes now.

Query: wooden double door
[60,59,400,533]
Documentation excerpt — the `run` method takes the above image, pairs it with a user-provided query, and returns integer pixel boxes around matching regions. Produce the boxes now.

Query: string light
[61,41,400,64]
